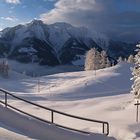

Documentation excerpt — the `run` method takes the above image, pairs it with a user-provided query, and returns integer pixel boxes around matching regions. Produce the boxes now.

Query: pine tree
[85,48,96,71]
[131,43,140,99]
[95,50,102,70]
[85,48,100,71]
[124,58,127,62]
[106,58,111,67]
[128,55,134,63]
[117,56,123,63]
[0,60,9,77]
[100,51,106,69]
[100,51,110,68]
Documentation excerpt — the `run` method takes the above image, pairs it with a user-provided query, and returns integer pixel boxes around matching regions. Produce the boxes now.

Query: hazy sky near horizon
[0,0,140,42]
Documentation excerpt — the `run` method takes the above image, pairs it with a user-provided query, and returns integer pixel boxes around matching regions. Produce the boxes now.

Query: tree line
[84,48,134,71]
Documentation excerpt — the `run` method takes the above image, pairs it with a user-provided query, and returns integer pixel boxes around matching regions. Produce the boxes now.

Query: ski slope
[0,62,139,140]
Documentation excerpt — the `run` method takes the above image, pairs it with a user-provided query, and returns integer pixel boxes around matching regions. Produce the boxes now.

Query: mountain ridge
[0,20,136,66]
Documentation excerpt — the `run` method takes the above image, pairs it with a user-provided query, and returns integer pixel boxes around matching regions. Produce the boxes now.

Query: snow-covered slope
[1,62,132,98]
[0,62,138,140]
[48,22,109,52]
[0,106,115,140]
[0,125,29,140]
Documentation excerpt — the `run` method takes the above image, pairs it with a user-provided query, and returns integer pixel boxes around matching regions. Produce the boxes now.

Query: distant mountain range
[0,20,136,66]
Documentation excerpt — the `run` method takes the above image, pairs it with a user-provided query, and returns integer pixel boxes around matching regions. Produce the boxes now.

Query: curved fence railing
[0,88,109,136]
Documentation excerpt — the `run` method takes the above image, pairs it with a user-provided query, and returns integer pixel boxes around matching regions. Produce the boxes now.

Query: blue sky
[0,0,140,42]
[0,0,56,29]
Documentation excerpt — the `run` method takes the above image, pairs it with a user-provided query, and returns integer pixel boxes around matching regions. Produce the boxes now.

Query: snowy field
[0,61,139,140]
[7,60,83,76]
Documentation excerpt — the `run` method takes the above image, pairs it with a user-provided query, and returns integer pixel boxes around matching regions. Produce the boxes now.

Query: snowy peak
[1,20,49,44]
[0,20,136,66]
[0,20,109,51]
[30,19,44,25]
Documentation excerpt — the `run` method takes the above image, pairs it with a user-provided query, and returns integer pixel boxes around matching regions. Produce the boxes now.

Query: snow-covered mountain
[0,20,136,66]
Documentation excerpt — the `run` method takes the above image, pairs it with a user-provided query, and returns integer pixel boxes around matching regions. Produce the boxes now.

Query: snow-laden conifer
[100,51,110,68]
[131,43,140,98]
[85,48,100,71]
[128,55,134,63]
[117,56,123,63]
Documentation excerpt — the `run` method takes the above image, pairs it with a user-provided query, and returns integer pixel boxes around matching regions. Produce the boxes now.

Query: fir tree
[128,55,134,63]
[85,48,101,71]
[100,51,110,68]
[131,43,140,99]
[117,56,123,63]
[85,48,96,71]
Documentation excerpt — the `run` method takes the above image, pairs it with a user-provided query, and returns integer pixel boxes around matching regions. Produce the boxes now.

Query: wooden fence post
[136,100,139,122]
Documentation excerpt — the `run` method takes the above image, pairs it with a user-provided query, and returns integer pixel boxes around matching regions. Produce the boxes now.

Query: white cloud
[40,0,140,42]
[1,16,18,22]
[41,0,102,24]
[5,0,20,4]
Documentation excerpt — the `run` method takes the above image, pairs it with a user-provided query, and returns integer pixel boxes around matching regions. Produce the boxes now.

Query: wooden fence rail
[0,88,109,136]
